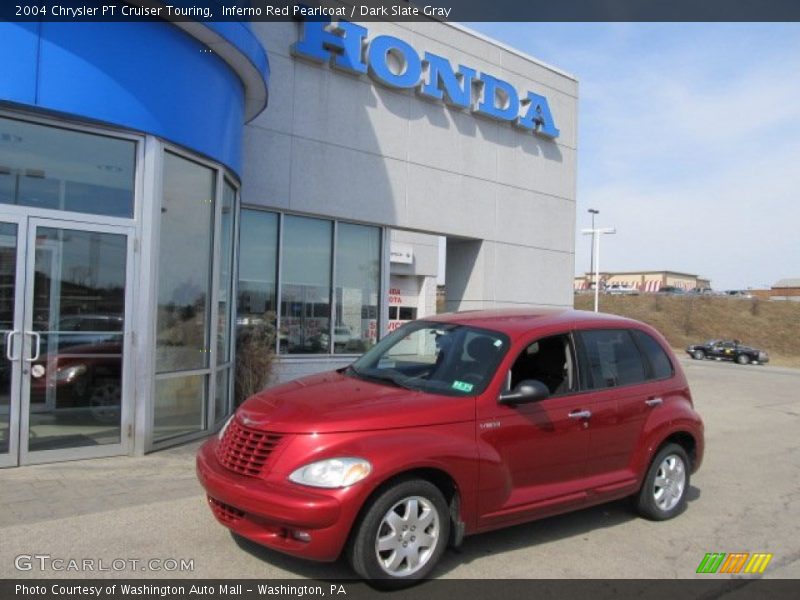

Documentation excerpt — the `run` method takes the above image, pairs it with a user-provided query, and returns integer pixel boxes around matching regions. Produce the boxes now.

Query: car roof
[424,308,643,339]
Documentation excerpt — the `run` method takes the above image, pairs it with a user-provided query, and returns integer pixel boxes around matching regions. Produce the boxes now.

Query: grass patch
[574,294,800,368]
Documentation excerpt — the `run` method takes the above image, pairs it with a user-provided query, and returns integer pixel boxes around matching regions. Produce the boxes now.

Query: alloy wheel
[374,495,440,577]
[653,454,686,511]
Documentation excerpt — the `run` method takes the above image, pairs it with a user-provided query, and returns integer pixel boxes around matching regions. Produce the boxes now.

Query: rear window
[579,329,646,389]
[631,330,674,380]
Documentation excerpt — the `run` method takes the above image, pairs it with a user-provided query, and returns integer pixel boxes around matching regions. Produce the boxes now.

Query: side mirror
[499,379,550,405]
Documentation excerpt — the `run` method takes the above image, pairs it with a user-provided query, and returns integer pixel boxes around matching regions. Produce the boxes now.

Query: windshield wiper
[348,366,421,391]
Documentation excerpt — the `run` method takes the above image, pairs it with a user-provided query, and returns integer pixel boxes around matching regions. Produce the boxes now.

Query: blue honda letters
[291,20,560,140]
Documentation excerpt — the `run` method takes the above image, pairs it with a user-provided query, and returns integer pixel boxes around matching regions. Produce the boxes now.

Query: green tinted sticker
[452,380,474,393]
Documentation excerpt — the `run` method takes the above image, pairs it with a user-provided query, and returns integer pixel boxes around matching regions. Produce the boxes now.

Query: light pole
[581,226,616,312]
[587,208,599,280]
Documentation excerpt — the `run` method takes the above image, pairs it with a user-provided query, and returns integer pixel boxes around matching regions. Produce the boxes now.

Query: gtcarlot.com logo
[696,552,773,574]
[14,554,194,573]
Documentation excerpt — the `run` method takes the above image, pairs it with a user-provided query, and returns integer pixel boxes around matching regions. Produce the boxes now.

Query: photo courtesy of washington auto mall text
[12,583,349,598]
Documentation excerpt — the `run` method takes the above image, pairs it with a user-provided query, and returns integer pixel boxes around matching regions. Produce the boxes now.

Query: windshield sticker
[494,339,503,347]
[452,380,475,393]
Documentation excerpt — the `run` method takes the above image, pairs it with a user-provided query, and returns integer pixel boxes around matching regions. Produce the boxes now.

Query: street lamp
[581,226,616,312]
[587,208,599,278]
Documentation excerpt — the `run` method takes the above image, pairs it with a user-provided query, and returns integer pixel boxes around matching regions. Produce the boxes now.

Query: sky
[466,23,800,291]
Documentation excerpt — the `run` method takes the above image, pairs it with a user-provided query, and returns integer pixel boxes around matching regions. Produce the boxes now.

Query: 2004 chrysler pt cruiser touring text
[197,309,704,586]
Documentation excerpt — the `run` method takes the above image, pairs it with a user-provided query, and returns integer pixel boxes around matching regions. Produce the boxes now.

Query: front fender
[268,422,480,538]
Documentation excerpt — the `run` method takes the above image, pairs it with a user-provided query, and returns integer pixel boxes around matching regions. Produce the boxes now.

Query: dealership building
[574,271,712,292]
[0,14,577,467]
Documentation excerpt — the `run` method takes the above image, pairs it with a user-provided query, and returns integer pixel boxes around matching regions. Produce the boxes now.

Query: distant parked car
[657,286,685,295]
[686,288,714,296]
[606,283,640,296]
[686,340,768,365]
[724,290,753,299]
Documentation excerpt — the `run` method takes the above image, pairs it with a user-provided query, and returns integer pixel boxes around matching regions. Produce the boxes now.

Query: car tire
[736,354,751,365]
[692,349,705,360]
[348,479,450,588]
[635,443,691,521]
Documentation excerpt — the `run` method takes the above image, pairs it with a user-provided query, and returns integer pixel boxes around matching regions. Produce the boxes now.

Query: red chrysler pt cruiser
[197,309,704,585]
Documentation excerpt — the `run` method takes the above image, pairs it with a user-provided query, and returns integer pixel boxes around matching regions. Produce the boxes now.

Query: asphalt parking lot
[1,357,798,580]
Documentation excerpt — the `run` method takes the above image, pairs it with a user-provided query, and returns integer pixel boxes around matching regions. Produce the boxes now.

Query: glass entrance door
[0,218,24,467]
[0,215,133,466]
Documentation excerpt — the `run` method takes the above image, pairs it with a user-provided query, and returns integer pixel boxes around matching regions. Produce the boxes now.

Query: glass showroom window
[153,151,215,442]
[237,209,278,328]
[235,209,278,404]
[238,210,383,360]
[214,181,236,425]
[334,223,381,353]
[0,116,135,217]
[280,215,333,354]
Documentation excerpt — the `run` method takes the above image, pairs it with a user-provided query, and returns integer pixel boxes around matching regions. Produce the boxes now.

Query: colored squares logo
[697,552,773,574]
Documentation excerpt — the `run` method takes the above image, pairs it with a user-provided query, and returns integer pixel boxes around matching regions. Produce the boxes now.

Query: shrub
[235,318,276,406]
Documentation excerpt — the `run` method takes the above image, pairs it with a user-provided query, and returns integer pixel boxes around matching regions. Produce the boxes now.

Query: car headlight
[218,415,235,440]
[55,364,87,382]
[289,457,372,489]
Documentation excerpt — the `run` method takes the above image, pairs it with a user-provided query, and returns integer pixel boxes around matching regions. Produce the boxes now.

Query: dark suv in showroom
[198,309,704,586]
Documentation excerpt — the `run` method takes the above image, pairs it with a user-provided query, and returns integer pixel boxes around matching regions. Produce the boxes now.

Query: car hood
[236,370,474,434]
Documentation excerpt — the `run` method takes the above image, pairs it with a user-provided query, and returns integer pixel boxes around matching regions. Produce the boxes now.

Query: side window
[631,330,674,380]
[579,329,646,389]
[507,334,575,396]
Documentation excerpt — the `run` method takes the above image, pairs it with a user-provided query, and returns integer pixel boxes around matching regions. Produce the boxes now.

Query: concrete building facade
[0,14,577,467]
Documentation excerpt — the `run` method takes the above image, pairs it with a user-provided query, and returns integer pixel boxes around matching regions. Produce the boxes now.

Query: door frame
[0,212,136,466]
[0,214,27,468]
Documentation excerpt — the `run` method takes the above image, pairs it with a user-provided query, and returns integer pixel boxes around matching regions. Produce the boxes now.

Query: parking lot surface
[1,358,798,579]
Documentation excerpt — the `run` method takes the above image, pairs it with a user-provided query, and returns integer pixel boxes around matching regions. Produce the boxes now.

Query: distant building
[771,278,800,301]
[574,271,711,292]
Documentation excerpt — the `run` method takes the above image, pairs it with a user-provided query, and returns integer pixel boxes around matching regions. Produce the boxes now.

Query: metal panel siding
[0,22,40,105]
[0,20,270,174]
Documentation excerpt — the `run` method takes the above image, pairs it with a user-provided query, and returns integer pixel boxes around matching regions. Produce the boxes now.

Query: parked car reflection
[29,316,123,424]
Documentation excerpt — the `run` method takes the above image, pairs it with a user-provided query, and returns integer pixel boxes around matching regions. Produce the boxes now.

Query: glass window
[155,152,215,373]
[580,329,647,389]
[0,222,16,454]
[398,306,417,321]
[153,374,207,441]
[509,334,575,396]
[0,117,135,217]
[217,182,236,361]
[350,321,509,396]
[280,216,332,354]
[334,223,380,354]
[632,330,674,380]
[237,209,278,330]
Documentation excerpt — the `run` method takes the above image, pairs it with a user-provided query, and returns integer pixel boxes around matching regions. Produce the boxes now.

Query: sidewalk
[0,441,204,529]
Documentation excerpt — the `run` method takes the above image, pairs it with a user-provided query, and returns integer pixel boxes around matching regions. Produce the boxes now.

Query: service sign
[291,20,560,140]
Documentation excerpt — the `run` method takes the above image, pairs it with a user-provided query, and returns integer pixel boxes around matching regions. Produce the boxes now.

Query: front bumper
[196,440,351,562]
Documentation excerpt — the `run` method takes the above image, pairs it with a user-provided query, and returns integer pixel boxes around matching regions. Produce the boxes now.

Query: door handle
[568,409,592,419]
[24,330,41,362]
[645,397,663,407]
[5,330,20,361]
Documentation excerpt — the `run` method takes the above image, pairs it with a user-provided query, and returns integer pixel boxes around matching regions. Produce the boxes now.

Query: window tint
[580,329,646,389]
[631,330,673,380]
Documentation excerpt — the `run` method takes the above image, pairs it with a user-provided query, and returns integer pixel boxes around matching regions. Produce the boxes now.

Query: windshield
[349,321,509,396]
